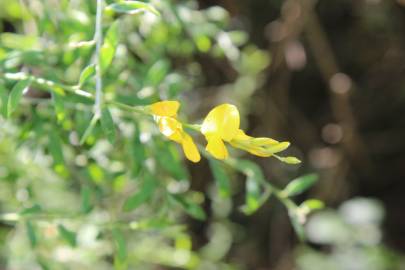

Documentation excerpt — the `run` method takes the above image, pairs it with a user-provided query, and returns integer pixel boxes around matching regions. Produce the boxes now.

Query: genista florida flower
[201,104,300,162]
[150,101,201,163]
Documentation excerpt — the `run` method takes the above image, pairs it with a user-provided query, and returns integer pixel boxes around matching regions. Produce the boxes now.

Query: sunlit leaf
[106,1,160,16]
[0,33,39,50]
[283,174,319,197]
[7,79,31,117]
[100,21,119,73]
[78,64,95,86]
[300,199,325,211]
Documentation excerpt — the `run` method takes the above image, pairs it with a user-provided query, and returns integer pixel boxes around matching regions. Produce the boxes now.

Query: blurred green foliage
[0,0,348,269]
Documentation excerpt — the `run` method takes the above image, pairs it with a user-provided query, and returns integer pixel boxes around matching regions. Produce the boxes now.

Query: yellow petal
[251,137,279,146]
[206,136,228,160]
[158,117,182,138]
[181,133,201,163]
[233,129,252,141]
[201,104,240,142]
[150,101,180,117]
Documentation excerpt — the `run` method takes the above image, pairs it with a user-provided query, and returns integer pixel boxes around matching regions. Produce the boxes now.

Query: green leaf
[228,159,265,184]
[300,199,325,212]
[79,64,95,86]
[48,130,64,165]
[145,60,169,87]
[276,156,301,164]
[106,1,160,16]
[112,228,127,269]
[289,210,306,242]
[170,194,206,221]
[282,174,319,197]
[52,92,65,123]
[20,204,42,216]
[79,114,99,145]
[0,33,40,51]
[240,182,272,215]
[227,159,273,214]
[244,177,261,212]
[26,221,38,247]
[58,224,77,247]
[123,173,157,211]
[100,21,119,73]
[0,83,8,117]
[80,186,93,214]
[129,124,145,177]
[100,107,115,144]
[7,79,31,117]
[155,142,188,181]
[209,159,231,198]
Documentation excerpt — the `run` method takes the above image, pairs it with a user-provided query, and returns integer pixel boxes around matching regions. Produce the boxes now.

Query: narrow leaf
[80,186,93,214]
[52,92,65,123]
[100,21,119,73]
[240,185,272,215]
[145,60,169,86]
[79,114,99,145]
[277,156,301,164]
[26,221,37,247]
[58,224,77,247]
[123,173,157,211]
[283,174,319,197]
[112,228,127,265]
[0,83,8,117]
[300,199,325,212]
[7,79,31,117]
[79,64,95,86]
[289,210,306,242]
[100,107,115,144]
[20,204,42,216]
[106,1,160,16]
[170,194,206,221]
[48,130,64,165]
[209,159,231,198]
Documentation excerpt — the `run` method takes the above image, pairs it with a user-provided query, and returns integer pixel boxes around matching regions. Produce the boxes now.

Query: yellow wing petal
[206,136,228,160]
[150,101,180,117]
[158,117,182,138]
[181,133,201,163]
[201,104,240,142]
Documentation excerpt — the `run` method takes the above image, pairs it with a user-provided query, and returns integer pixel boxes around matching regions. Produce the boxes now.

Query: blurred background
[1,0,405,269]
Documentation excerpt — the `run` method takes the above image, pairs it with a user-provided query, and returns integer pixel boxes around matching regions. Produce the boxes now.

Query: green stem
[4,72,93,100]
[94,0,104,116]
[3,72,150,115]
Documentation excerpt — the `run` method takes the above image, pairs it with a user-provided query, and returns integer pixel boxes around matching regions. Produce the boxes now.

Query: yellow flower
[150,101,201,163]
[201,104,293,160]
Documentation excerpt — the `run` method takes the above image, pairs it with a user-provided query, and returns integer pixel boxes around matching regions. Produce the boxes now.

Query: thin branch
[94,0,104,117]
[3,72,145,114]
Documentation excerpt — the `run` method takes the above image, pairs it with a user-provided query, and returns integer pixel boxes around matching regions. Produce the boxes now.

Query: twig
[94,0,104,118]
